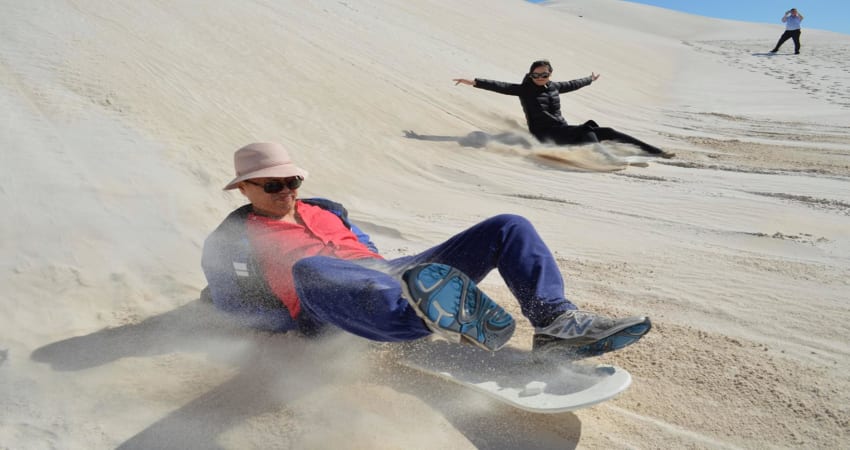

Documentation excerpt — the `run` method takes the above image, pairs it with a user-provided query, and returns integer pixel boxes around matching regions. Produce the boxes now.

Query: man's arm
[201,207,298,331]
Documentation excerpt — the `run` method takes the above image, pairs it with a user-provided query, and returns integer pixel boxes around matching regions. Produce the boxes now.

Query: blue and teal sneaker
[532,311,651,360]
[402,263,515,351]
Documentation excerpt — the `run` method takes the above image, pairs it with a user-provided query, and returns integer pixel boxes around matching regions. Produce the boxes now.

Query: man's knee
[487,214,535,234]
[292,256,318,273]
[292,255,336,280]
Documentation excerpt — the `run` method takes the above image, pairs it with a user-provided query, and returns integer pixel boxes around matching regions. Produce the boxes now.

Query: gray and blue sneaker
[402,263,515,351]
[532,310,651,360]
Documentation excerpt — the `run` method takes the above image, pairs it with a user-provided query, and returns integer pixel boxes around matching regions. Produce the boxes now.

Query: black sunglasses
[245,177,303,193]
[530,72,550,79]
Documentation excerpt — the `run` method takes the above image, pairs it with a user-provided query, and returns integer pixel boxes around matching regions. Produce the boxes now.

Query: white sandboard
[397,340,631,413]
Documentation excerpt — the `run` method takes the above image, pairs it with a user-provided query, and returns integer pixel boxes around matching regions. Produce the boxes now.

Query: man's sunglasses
[245,177,303,193]
[530,72,550,79]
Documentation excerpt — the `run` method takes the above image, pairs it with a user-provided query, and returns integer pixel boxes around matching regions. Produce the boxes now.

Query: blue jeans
[292,214,575,341]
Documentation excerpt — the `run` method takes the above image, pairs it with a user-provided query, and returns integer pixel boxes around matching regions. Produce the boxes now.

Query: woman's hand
[453,78,475,86]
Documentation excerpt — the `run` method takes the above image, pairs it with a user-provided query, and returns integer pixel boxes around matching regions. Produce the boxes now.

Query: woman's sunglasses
[530,72,550,79]
[245,177,303,193]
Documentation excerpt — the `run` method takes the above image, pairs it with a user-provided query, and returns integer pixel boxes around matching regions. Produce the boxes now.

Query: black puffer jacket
[473,76,593,138]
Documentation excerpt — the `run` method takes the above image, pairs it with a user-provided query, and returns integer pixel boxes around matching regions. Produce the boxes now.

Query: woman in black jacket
[453,60,674,158]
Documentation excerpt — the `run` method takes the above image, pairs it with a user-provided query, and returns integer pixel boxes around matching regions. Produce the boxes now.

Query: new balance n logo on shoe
[552,315,594,338]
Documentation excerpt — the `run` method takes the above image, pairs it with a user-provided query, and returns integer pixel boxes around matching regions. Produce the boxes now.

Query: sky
[621,0,849,35]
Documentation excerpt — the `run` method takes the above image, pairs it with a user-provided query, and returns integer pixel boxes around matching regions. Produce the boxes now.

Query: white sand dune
[2,0,849,448]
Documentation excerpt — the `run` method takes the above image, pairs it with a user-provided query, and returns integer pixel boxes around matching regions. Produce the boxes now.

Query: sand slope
[2,0,848,448]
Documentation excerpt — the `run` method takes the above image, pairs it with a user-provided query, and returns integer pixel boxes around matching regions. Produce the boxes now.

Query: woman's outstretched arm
[456,78,523,95]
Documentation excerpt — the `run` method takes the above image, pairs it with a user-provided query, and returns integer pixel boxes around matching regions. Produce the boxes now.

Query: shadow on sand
[385,363,582,449]
[31,300,582,449]
[404,129,534,149]
[403,129,655,173]
[752,52,798,57]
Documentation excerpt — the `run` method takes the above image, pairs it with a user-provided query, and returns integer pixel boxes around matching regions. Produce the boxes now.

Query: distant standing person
[770,8,804,55]
[453,60,675,158]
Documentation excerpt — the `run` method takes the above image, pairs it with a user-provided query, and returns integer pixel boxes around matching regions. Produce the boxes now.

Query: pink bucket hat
[223,142,309,190]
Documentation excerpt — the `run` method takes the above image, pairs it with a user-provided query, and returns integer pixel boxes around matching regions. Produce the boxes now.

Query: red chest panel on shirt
[245,201,381,317]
